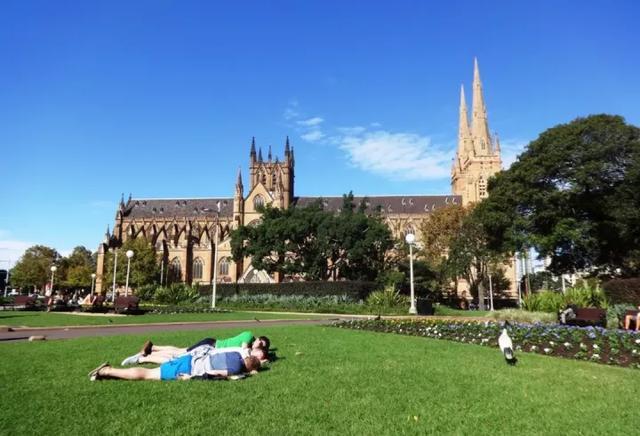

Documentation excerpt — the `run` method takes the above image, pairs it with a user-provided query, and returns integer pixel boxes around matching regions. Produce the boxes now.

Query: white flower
[593,344,599,350]
[530,345,538,351]
[580,343,587,350]
[563,342,572,348]
[591,353,600,360]
[635,339,640,344]
[549,341,555,346]
[543,348,552,354]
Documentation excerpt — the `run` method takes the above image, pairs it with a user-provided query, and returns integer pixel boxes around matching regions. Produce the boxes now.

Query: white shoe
[120,353,141,366]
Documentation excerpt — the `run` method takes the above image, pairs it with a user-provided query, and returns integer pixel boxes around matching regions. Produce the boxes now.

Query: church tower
[451,58,502,205]
[248,136,295,209]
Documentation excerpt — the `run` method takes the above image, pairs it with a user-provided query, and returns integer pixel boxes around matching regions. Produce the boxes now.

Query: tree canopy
[477,114,640,275]
[231,193,394,281]
[10,245,61,290]
[104,238,159,289]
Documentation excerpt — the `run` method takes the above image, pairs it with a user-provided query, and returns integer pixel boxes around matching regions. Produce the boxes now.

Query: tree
[419,204,468,292]
[231,193,394,281]
[447,209,510,309]
[478,115,640,276]
[63,246,95,288]
[10,245,61,291]
[104,238,159,290]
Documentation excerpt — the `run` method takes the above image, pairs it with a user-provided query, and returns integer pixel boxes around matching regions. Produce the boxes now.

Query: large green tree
[104,238,159,290]
[10,245,61,291]
[63,246,96,288]
[231,193,393,281]
[478,114,640,276]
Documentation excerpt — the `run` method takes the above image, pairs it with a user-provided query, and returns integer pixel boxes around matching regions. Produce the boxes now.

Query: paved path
[0,318,341,342]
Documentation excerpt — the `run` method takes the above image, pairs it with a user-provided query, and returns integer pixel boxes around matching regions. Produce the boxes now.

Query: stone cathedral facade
[95,60,514,297]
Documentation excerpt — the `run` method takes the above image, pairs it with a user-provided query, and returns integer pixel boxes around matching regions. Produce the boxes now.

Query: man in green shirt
[120,331,270,366]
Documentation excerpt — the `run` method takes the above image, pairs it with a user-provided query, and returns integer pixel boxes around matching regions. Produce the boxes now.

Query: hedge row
[603,278,640,305]
[196,281,378,300]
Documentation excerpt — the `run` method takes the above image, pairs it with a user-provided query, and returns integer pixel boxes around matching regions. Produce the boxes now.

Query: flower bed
[333,319,640,369]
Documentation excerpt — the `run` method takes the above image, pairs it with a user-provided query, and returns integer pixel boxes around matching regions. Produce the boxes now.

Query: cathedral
[95,59,511,297]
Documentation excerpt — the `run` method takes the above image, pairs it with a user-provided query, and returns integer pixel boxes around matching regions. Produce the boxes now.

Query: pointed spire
[471,57,491,153]
[127,193,132,204]
[285,136,290,155]
[105,225,111,237]
[458,84,471,155]
[236,167,243,189]
[268,145,272,161]
[258,147,263,162]
[250,137,256,158]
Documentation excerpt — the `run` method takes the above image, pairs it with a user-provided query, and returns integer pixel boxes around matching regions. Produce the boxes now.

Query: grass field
[1,325,638,435]
[0,311,320,327]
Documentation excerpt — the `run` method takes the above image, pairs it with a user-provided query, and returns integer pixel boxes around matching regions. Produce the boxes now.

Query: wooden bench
[13,295,37,310]
[114,296,140,314]
[564,308,607,327]
[82,295,106,312]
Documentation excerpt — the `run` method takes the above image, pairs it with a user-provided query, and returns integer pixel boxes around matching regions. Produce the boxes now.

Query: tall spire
[268,145,272,161]
[284,136,290,155]
[458,84,471,157]
[236,167,243,189]
[250,137,256,161]
[258,147,263,162]
[471,57,491,153]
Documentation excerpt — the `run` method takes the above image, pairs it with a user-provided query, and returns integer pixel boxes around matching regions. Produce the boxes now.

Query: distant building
[95,59,515,298]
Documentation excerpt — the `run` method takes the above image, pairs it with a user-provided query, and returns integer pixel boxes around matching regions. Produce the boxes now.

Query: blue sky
[2,0,639,267]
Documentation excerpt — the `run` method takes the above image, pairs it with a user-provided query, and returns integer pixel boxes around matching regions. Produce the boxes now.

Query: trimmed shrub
[603,278,640,305]
[154,284,200,305]
[197,281,378,300]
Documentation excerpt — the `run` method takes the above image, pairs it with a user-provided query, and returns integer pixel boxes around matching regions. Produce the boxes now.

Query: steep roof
[294,195,461,214]
[123,198,234,219]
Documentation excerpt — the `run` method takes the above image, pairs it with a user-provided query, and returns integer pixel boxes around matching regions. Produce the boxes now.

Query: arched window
[219,257,230,276]
[253,195,264,209]
[261,174,267,185]
[192,258,203,280]
[169,257,181,282]
[271,172,277,188]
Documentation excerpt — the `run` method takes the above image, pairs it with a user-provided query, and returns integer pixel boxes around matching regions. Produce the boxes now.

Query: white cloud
[298,117,324,127]
[283,99,300,120]
[499,138,529,169]
[0,239,34,268]
[301,130,325,142]
[338,129,452,181]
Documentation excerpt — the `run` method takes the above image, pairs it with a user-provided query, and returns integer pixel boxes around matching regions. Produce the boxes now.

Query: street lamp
[405,233,417,315]
[112,248,119,302]
[50,266,57,295]
[90,273,96,297]
[125,250,134,297]
[211,225,219,309]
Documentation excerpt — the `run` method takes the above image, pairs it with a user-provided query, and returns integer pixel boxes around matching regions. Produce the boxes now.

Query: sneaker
[88,362,110,381]
[140,340,153,356]
[120,353,141,366]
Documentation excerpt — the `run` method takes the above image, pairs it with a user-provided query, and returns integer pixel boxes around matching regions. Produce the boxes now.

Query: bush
[522,291,565,313]
[366,287,410,312]
[135,284,157,302]
[603,278,640,305]
[216,293,376,314]
[154,284,200,305]
[197,281,378,300]
[607,303,636,329]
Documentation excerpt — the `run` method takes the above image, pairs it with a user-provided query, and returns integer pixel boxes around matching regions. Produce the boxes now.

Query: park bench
[13,295,38,310]
[563,308,607,327]
[114,296,140,314]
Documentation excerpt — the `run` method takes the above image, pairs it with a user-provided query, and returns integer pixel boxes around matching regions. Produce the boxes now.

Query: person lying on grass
[90,349,262,382]
[121,331,270,366]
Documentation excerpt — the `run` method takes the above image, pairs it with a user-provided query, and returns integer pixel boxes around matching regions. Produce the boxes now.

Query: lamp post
[405,233,417,315]
[50,266,57,295]
[125,250,134,297]
[90,273,96,297]
[211,225,219,309]
[112,249,118,302]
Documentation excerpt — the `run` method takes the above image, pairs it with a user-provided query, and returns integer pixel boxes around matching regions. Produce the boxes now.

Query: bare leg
[151,345,186,353]
[139,352,177,365]
[100,366,161,381]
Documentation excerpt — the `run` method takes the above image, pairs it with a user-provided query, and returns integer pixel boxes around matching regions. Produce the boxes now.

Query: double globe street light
[405,233,417,315]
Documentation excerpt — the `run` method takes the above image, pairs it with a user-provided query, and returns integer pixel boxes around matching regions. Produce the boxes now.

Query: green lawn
[0,325,638,435]
[0,311,320,327]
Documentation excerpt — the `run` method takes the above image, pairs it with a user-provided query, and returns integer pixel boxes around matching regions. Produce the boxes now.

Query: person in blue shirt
[89,349,261,381]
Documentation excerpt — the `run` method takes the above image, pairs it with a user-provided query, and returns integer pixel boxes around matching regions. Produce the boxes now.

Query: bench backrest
[574,308,606,320]
[14,296,34,305]
[115,296,139,309]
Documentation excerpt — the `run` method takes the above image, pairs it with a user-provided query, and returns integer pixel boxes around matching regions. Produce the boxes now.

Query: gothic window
[271,172,277,188]
[254,195,264,209]
[192,258,203,280]
[169,257,182,283]
[219,257,230,276]
[261,173,267,185]
[405,224,415,236]
[478,177,487,198]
